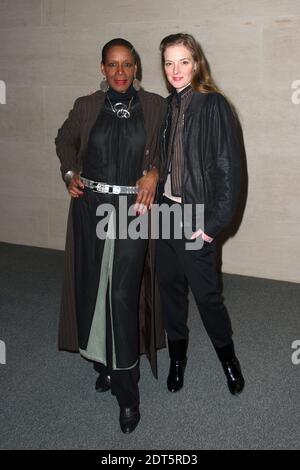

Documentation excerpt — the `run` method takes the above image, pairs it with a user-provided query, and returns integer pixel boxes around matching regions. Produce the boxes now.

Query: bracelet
[64,170,75,184]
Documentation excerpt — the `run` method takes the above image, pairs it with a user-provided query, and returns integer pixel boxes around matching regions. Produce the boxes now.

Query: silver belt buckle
[112,185,121,194]
[96,183,109,193]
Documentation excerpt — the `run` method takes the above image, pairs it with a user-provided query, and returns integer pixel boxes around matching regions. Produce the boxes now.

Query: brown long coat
[55,90,167,377]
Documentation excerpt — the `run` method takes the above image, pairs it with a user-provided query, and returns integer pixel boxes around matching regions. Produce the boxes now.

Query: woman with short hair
[56,38,166,434]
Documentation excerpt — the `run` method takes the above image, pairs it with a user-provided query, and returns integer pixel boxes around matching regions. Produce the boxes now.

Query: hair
[101,38,138,65]
[159,33,222,95]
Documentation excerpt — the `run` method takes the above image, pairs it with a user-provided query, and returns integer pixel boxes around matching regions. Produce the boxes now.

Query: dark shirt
[167,85,193,196]
[82,87,146,186]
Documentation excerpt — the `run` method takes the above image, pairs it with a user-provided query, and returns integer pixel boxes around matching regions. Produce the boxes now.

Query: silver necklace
[106,95,134,119]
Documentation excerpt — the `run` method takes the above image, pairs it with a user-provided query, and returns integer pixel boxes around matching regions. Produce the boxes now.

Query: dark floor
[0,242,299,449]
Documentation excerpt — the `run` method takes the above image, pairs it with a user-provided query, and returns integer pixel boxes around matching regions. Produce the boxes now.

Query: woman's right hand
[67,174,85,198]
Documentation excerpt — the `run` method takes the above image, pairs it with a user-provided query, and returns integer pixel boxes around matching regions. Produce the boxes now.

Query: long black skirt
[72,188,148,370]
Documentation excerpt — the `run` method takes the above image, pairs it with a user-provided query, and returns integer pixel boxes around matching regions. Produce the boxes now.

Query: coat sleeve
[204,94,241,238]
[150,98,168,172]
[55,97,82,181]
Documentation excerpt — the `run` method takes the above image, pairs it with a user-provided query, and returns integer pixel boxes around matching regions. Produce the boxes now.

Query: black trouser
[94,289,140,408]
[156,198,233,349]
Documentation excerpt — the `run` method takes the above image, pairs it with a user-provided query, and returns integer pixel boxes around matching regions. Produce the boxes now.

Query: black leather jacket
[159,92,241,238]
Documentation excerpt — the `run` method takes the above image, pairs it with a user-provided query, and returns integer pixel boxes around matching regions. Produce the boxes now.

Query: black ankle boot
[167,339,188,393]
[214,342,245,395]
[222,356,245,395]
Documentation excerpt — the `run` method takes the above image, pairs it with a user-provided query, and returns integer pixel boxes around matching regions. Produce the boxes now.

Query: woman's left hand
[134,168,159,215]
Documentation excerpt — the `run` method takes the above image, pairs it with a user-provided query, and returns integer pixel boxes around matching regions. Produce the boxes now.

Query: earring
[100,76,109,92]
[133,77,141,91]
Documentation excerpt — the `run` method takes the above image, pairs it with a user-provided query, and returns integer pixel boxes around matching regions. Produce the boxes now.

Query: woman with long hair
[157,33,245,396]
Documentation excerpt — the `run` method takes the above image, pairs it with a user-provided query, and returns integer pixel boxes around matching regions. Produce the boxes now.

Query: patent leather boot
[222,356,245,395]
[214,342,245,395]
[167,339,188,393]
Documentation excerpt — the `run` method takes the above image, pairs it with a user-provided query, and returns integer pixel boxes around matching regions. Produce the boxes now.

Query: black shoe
[119,406,140,434]
[167,359,187,393]
[95,373,111,392]
[167,338,188,393]
[222,356,245,395]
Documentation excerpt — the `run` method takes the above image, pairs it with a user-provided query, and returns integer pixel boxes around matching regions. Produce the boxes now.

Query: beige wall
[0,0,299,282]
